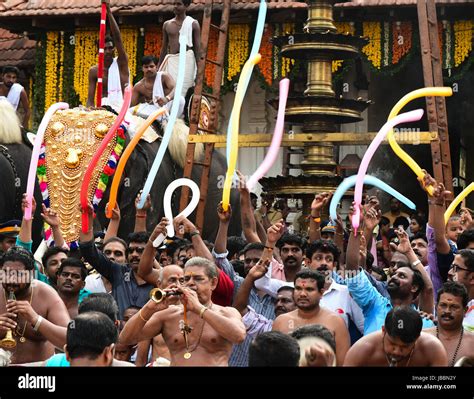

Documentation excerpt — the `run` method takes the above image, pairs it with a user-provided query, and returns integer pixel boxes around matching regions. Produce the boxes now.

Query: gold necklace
[3,286,34,344]
[181,303,212,360]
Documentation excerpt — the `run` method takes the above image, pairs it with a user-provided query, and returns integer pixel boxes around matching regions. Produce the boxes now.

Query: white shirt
[464,299,474,332]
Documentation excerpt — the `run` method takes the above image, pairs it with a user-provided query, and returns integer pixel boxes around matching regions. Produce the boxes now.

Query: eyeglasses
[128,246,145,255]
[451,264,471,273]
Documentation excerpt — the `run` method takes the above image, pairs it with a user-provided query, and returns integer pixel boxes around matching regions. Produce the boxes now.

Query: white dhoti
[159,50,196,97]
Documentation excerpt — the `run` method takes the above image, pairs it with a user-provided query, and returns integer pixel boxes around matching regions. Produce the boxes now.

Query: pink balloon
[246,78,289,191]
[352,109,424,233]
[25,102,69,220]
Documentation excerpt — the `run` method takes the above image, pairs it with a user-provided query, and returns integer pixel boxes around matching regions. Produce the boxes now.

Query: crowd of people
[0,168,473,367]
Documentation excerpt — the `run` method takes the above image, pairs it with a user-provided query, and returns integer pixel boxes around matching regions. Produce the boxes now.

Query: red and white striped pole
[96,1,107,107]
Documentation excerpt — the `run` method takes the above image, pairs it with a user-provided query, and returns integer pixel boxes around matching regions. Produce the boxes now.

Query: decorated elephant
[34,105,241,248]
[0,100,43,250]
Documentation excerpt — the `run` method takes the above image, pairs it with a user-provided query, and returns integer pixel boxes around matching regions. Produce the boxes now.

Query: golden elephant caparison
[43,108,118,244]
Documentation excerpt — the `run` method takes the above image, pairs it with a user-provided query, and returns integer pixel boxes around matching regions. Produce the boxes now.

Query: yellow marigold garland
[392,21,412,64]
[227,24,250,81]
[205,27,219,87]
[362,22,381,69]
[122,27,138,83]
[74,29,97,105]
[45,31,59,111]
[333,22,355,72]
[57,32,64,103]
[454,20,473,67]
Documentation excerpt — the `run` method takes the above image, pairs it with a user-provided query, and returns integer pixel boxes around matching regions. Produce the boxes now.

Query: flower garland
[122,27,138,83]
[74,29,98,105]
[453,20,473,67]
[205,27,219,87]
[257,24,274,86]
[442,20,453,70]
[144,25,162,57]
[37,125,126,249]
[333,22,355,73]
[227,24,250,82]
[62,32,80,107]
[362,22,382,69]
[44,31,59,111]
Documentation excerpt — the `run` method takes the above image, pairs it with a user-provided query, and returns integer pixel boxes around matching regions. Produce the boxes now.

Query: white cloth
[101,58,123,111]
[84,273,107,294]
[159,50,196,97]
[1,83,23,110]
[181,16,195,48]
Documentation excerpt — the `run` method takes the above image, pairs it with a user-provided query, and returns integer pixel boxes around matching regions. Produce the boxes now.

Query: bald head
[159,264,184,288]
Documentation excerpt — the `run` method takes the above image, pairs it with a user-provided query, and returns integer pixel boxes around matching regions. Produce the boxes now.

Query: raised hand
[460,208,474,230]
[135,191,152,214]
[266,219,285,245]
[236,170,249,194]
[311,192,331,216]
[363,206,381,232]
[217,201,232,224]
[248,259,270,281]
[21,193,36,216]
[150,217,170,242]
[105,202,121,221]
[41,203,60,227]
[392,227,412,254]
[174,215,197,235]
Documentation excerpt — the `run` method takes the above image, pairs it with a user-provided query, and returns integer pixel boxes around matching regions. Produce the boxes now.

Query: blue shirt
[346,269,434,334]
[45,353,70,367]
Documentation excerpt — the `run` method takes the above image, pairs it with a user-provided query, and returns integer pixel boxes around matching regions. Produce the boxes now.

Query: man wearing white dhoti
[87,0,129,109]
[0,66,31,127]
[130,55,185,121]
[158,0,201,98]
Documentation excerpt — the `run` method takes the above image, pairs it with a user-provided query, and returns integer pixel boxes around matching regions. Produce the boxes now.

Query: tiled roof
[0,28,35,67]
[0,0,306,17]
[337,0,470,6]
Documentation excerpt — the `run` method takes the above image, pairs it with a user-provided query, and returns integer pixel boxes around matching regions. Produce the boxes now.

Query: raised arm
[104,202,121,242]
[237,171,260,243]
[215,202,231,255]
[137,219,168,285]
[104,1,129,74]
[309,193,330,242]
[233,260,269,314]
[134,192,151,233]
[41,203,66,249]
[18,194,34,246]
[346,203,363,273]
[173,215,213,261]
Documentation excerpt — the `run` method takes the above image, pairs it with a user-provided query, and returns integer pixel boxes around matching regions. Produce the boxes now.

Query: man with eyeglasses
[79,202,154,319]
[449,249,474,331]
[57,258,88,318]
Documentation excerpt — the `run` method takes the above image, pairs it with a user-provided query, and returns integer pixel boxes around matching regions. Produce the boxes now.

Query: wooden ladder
[179,0,231,231]
[417,0,453,193]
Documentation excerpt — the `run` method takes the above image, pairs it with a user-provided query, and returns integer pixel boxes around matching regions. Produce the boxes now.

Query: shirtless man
[0,66,30,127]
[425,281,474,366]
[120,257,245,366]
[158,0,201,96]
[344,306,447,366]
[0,246,70,364]
[56,258,88,319]
[87,0,129,108]
[130,55,184,119]
[272,270,350,365]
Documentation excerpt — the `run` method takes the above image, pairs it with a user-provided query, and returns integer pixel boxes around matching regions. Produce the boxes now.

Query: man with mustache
[79,202,154,319]
[410,233,428,266]
[273,233,305,282]
[344,306,447,366]
[272,270,350,365]
[346,210,435,334]
[56,258,88,318]
[119,257,246,366]
[425,281,474,366]
[0,66,30,127]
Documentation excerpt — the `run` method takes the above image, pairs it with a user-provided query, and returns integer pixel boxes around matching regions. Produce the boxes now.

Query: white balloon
[152,178,200,248]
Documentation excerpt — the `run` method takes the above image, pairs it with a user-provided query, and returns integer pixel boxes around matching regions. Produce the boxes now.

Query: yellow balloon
[106,107,167,218]
[386,87,453,196]
[222,53,262,211]
[444,182,474,224]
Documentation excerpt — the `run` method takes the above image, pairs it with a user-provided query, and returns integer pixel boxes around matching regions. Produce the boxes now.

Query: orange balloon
[106,107,167,218]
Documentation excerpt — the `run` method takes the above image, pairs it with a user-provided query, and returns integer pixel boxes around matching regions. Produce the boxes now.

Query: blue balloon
[138,34,188,209]
[226,0,267,162]
[329,175,416,221]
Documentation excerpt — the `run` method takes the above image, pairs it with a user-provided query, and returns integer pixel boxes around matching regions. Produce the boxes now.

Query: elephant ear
[37,108,126,249]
